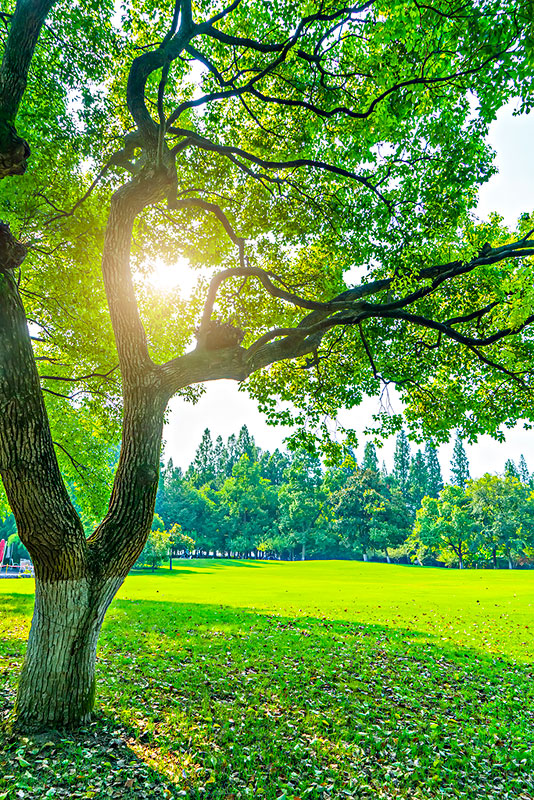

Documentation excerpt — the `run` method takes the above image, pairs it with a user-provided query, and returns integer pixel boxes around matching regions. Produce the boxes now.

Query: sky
[163,103,534,481]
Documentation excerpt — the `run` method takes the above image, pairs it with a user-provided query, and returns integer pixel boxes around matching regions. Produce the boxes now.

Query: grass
[1,560,533,800]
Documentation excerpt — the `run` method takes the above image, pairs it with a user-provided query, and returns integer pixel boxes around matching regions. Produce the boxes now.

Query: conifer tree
[362,442,379,473]
[225,434,238,476]
[425,442,444,498]
[450,434,471,489]
[518,454,530,484]
[393,430,411,492]
[213,436,228,486]
[235,425,257,463]
[188,429,216,487]
[504,459,520,480]
[408,450,429,511]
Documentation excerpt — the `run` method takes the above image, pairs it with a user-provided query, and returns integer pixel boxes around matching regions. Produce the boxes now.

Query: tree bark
[0,0,57,177]
[1,185,168,730]
[13,576,121,730]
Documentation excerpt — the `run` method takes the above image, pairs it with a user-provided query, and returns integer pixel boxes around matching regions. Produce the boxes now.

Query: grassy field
[1,560,533,800]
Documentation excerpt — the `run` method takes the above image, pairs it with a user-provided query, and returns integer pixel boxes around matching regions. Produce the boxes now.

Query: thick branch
[0,263,86,580]
[0,0,57,177]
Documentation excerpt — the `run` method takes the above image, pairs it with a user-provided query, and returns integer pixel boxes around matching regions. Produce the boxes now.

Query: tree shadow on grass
[2,593,534,800]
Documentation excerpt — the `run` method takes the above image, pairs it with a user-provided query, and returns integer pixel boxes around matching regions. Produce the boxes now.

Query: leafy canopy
[1,0,533,509]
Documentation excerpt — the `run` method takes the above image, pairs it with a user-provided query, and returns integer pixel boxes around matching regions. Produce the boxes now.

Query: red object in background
[0,539,5,566]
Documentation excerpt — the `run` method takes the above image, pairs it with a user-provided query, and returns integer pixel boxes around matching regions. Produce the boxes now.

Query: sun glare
[147,256,199,297]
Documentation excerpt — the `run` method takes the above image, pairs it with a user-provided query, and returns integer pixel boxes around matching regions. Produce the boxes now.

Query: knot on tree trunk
[0,220,27,271]
[0,123,30,179]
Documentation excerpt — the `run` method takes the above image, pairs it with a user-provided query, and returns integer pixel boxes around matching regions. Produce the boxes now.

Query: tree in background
[362,442,379,473]
[407,450,429,514]
[258,449,291,486]
[332,467,409,561]
[392,431,411,494]
[187,429,216,488]
[504,459,520,480]
[212,436,229,486]
[168,523,195,567]
[218,455,278,556]
[278,452,328,560]
[2,0,534,732]
[467,475,534,568]
[450,434,471,489]
[425,443,444,498]
[409,486,475,569]
[136,516,172,571]
[518,454,530,485]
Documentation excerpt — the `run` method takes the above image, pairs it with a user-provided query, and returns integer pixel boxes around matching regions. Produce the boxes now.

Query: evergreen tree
[450,434,471,488]
[393,430,411,492]
[279,451,327,560]
[259,449,291,485]
[331,467,410,562]
[188,429,216,487]
[236,425,257,462]
[408,450,429,511]
[213,435,228,486]
[425,442,444,498]
[225,434,238,476]
[362,442,379,473]
[218,455,278,557]
[504,459,520,480]
[518,454,530,484]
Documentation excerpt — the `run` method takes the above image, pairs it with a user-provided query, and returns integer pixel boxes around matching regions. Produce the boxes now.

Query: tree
[212,435,229,486]
[136,526,171,571]
[407,449,429,513]
[278,451,326,560]
[450,434,471,489]
[1,0,534,730]
[467,474,534,568]
[187,428,216,487]
[258,448,291,486]
[409,485,475,569]
[331,467,410,561]
[168,522,195,566]
[504,459,520,480]
[218,454,278,555]
[425,442,444,498]
[362,442,379,473]
[518,454,530,484]
[392,430,411,493]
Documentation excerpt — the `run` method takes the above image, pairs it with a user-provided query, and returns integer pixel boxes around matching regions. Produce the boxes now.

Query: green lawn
[1,560,533,799]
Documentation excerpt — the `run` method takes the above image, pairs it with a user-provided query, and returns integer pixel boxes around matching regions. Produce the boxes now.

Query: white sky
[164,103,534,481]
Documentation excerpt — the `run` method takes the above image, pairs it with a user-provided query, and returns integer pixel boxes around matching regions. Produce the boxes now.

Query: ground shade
[1,560,533,799]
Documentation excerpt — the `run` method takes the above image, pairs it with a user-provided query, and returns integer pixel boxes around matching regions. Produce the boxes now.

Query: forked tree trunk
[14,577,121,730]
[1,210,165,731]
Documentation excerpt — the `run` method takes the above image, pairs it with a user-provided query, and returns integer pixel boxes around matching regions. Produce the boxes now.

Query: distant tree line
[138,426,534,569]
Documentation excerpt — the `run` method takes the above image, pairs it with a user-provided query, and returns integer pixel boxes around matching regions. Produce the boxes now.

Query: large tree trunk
[1,194,167,730]
[14,577,121,730]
